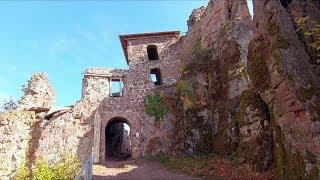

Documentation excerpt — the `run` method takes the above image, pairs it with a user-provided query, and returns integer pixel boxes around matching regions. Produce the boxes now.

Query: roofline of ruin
[83,73,124,78]
[119,31,180,65]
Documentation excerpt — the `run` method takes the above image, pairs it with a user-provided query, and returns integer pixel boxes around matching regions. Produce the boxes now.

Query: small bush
[33,159,56,180]
[145,91,167,123]
[180,40,213,72]
[15,163,28,180]
[15,154,80,180]
[53,155,80,180]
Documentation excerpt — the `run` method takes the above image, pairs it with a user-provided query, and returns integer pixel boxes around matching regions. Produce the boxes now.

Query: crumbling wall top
[18,73,56,112]
[84,67,128,77]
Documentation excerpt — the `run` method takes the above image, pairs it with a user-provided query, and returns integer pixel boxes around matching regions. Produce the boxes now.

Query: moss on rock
[247,36,271,92]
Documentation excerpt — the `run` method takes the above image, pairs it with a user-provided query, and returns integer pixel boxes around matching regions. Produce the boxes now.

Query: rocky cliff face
[173,0,254,157]
[170,0,319,178]
[249,0,320,178]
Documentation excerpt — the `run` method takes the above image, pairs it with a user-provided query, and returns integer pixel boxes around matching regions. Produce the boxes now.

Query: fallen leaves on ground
[153,154,274,179]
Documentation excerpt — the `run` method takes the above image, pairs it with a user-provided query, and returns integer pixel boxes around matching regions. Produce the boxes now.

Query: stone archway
[105,117,131,160]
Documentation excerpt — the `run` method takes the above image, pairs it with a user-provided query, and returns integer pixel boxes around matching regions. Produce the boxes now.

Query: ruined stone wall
[0,73,94,179]
[0,110,36,179]
[35,109,91,163]
[82,68,128,103]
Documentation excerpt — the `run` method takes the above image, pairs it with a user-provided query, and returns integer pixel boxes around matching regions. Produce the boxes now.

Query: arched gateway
[104,117,131,160]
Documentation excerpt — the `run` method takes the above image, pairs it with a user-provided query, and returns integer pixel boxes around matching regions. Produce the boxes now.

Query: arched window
[147,45,159,60]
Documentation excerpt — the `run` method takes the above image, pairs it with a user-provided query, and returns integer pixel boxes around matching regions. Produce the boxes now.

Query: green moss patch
[269,116,318,179]
[267,21,280,37]
[275,37,291,49]
[247,36,271,92]
[298,86,315,101]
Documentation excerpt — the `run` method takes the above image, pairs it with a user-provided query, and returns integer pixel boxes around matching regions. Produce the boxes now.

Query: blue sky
[0,1,253,107]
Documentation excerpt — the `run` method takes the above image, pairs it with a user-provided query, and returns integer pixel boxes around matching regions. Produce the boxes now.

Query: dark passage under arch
[105,117,131,160]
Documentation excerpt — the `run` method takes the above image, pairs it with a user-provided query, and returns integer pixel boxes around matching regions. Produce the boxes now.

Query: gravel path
[92,159,200,180]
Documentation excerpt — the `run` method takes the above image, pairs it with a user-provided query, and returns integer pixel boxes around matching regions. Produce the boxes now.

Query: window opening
[150,68,162,85]
[147,45,159,60]
[110,79,123,97]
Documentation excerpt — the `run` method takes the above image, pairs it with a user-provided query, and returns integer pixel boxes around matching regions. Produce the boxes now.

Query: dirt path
[92,159,201,180]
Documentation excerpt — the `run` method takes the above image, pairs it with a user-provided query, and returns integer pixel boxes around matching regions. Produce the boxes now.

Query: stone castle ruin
[0,31,182,178]
[1,0,319,179]
[84,31,181,160]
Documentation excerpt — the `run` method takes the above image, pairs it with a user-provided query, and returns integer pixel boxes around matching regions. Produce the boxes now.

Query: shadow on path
[92,159,202,180]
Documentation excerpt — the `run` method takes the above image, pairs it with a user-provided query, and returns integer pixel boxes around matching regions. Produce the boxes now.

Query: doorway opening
[105,117,131,160]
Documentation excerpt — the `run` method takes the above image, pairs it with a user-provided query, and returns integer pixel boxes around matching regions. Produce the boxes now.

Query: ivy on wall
[144,91,167,123]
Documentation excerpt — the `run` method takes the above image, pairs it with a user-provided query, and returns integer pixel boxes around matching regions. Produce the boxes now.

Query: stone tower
[82,31,181,161]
